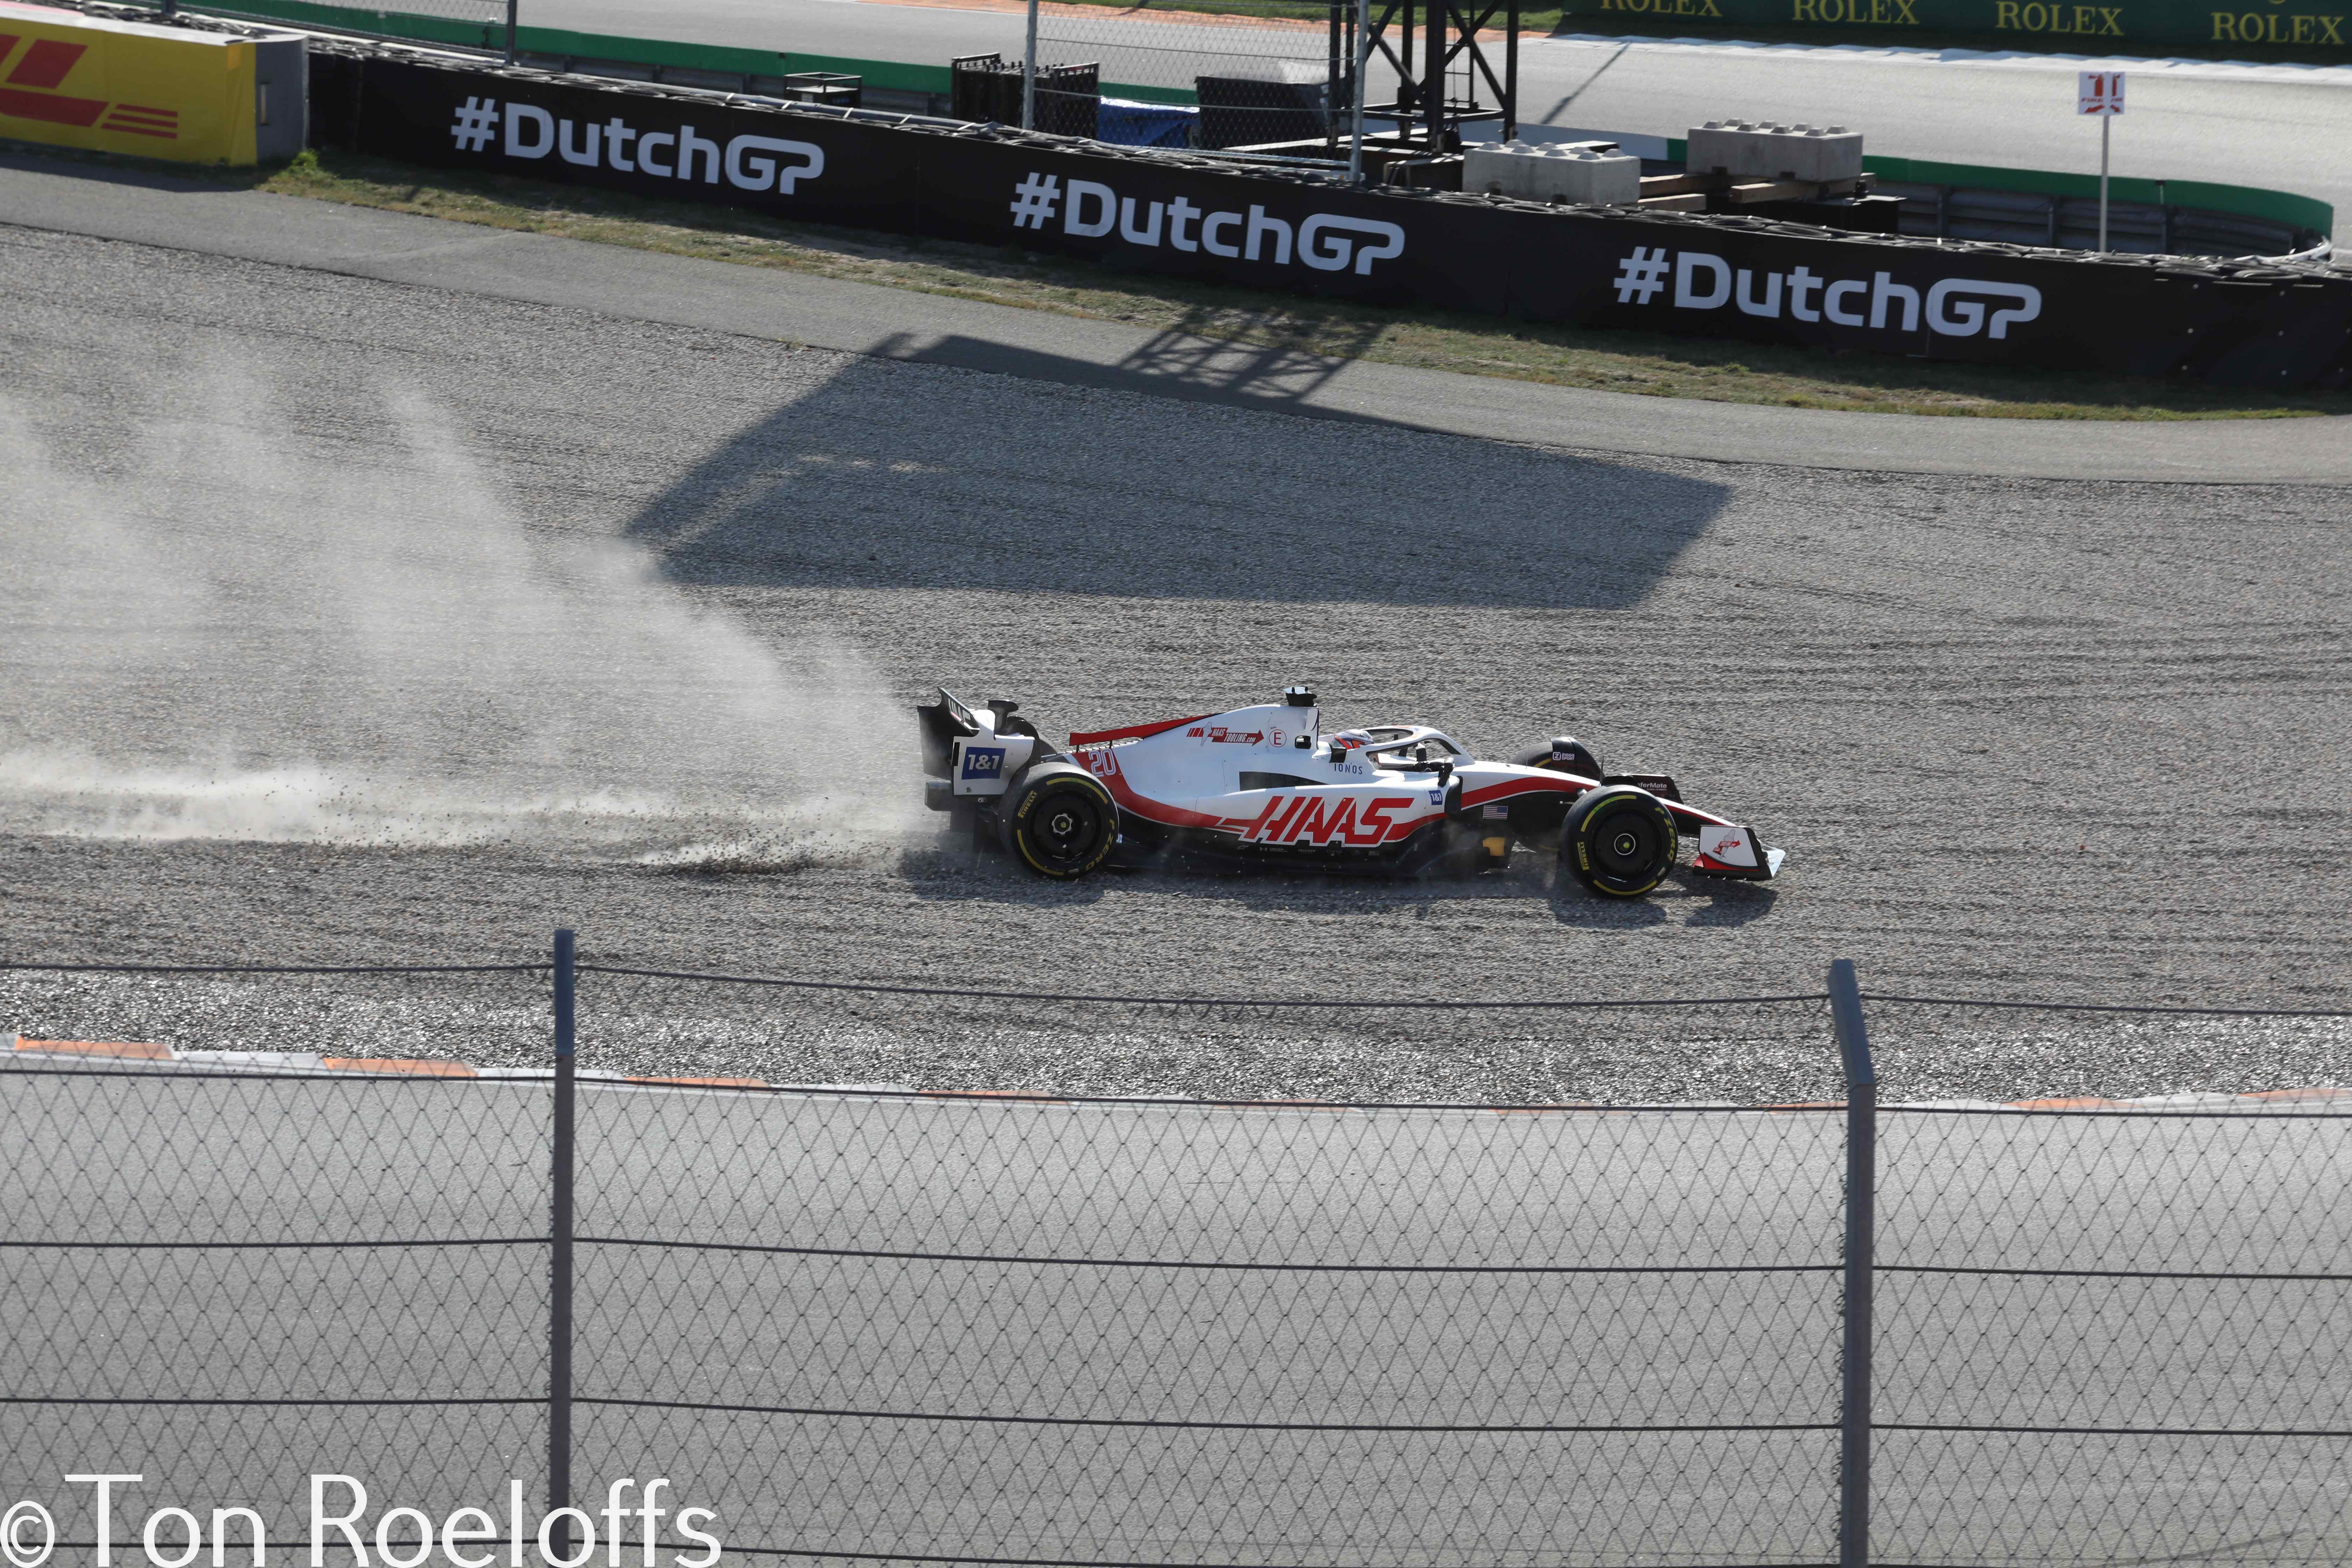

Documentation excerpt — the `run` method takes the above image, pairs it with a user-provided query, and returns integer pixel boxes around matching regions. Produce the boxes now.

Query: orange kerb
[14,1038,172,1059]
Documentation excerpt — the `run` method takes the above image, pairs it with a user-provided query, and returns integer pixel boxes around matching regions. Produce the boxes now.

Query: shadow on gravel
[899,842,1785,922]
[623,352,1731,609]
[871,313,1382,412]
[1681,878,1780,926]
[1546,871,1779,929]
[901,848,1547,910]
[1549,892,1671,929]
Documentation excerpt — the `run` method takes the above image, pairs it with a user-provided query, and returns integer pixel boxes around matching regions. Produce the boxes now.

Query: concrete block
[1686,120,1863,183]
[253,34,307,161]
[1464,139,1642,206]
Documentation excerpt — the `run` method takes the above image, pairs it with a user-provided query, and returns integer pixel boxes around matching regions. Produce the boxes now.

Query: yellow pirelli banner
[0,0,305,163]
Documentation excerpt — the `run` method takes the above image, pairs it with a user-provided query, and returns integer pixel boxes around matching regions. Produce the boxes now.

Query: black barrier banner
[355,59,925,233]
[342,54,2352,387]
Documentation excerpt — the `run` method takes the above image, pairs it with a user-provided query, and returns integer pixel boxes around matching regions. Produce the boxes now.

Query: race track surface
[3,177,2350,1103]
[11,1059,2347,1567]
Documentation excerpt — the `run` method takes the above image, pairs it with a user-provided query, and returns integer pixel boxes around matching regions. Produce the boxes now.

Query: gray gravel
[4,223,2349,1104]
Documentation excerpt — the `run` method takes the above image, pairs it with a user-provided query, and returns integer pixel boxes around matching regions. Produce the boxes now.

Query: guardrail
[4,945,2349,1567]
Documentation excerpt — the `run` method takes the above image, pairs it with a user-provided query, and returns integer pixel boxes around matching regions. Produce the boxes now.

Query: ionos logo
[1612,246,2043,341]
[1007,172,1406,276]
[448,97,824,194]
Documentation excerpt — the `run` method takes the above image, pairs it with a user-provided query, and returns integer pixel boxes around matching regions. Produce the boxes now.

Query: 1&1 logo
[960,747,1006,780]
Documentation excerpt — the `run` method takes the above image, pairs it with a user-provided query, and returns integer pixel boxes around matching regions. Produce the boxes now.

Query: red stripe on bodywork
[0,37,20,66]
[6,37,84,87]
[1066,713,1210,748]
[1459,777,1586,813]
[0,84,102,124]
[1459,774,1737,832]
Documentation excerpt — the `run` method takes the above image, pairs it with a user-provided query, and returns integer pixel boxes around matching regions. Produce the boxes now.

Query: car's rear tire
[1000,763,1119,880]
[1560,785,1678,898]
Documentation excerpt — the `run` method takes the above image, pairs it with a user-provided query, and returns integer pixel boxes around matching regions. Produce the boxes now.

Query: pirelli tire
[1560,785,1679,899]
[1000,762,1120,880]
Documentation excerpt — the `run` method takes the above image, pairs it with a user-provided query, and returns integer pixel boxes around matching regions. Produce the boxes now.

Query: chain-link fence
[4,951,2348,1567]
[980,1,1520,158]
[107,0,514,55]
[87,0,1506,158]
[1017,4,1351,152]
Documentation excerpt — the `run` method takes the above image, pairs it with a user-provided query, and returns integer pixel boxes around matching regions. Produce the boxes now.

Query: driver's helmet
[1330,728,1373,751]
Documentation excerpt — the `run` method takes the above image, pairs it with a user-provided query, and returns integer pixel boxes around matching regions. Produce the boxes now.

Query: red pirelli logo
[0,32,179,138]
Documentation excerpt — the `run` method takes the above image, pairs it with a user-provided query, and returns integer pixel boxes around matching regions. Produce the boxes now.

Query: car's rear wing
[915,688,980,780]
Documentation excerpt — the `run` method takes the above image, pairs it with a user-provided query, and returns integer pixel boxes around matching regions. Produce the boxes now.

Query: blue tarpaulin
[1096,97,1196,148]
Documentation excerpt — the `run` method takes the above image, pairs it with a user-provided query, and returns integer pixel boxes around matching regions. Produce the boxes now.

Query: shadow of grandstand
[868,306,1377,412]
[623,341,1730,609]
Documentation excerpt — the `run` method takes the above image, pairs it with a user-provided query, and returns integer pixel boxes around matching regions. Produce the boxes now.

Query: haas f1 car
[918,686,1784,897]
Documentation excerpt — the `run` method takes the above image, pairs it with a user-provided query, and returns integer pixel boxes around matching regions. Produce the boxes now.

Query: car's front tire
[1560,785,1678,898]
[1000,763,1119,880]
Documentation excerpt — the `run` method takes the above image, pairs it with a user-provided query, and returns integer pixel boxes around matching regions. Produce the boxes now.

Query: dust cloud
[0,363,917,861]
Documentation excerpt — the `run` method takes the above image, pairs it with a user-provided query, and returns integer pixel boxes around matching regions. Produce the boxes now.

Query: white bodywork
[1065,700,1765,866]
[923,687,1784,882]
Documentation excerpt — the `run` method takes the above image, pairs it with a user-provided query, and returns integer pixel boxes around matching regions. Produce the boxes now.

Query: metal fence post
[1830,958,1876,1568]
[503,0,518,69]
[550,929,576,1546]
[1348,0,1370,186]
[1021,0,1038,130]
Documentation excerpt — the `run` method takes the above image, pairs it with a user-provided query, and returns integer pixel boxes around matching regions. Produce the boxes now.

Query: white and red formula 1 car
[918,685,1784,896]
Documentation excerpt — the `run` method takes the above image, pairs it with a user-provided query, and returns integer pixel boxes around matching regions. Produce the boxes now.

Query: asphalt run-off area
[531,0,2352,218]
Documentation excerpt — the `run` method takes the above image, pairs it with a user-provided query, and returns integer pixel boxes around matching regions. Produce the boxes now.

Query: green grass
[14,138,2346,420]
